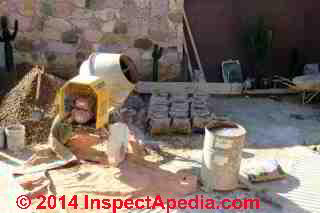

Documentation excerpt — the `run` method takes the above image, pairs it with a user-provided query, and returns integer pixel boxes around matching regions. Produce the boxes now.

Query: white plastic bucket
[5,124,25,151]
[0,127,5,149]
[107,122,129,167]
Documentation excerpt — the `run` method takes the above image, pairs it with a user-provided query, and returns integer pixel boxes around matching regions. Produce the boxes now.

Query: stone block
[71,8,94,19]
[191,102,208,110]
[11,14,32,32]
[102,21,116,33]
[134,38,153,50]
[151,0,169,17]
[169,110,189,118]
[158,93,169,98]
[150,96,169,105]
[192,116,211,129]
[171,118,191,134]
[83,30,103,42]
[160,47,179,65]
[46,41,76,54]
[70,19,90,28]
[15,38,34,52]
[40,0,54,16]
[149,30,169,42]
[148,106,169,118]
[95,8,119,21]
[14,51,34,65]
[170,95,190,103]
[99,33,130,46]
[150,118,171,135]
[125,95,145,110]
[159,64,181,81]
[113,21,128,34]
[168,11,183,23]
[42,28,62,41]
[169,0,184,11]
[192,95,209,102]
[190,109,211,118]
[61,30,80,44]
[103,0,124,9]
[54,2,75,17]
[70,0,86,8]
[45,18,72,32]
[171,102,189,111]
[148,111,168,120]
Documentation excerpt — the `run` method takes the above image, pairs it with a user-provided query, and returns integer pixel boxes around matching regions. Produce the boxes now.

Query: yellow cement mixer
[58,53,138,128]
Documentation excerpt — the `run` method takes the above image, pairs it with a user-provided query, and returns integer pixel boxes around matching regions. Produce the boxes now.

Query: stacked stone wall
[0,0,183,80]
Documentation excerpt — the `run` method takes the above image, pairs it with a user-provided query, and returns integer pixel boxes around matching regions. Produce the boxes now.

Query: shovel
[31,65,45,121]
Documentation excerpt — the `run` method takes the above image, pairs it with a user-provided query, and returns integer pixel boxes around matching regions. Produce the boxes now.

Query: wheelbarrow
[273,74,320,104]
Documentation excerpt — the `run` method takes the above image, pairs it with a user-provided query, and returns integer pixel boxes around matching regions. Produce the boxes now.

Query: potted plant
[243,17,273,89]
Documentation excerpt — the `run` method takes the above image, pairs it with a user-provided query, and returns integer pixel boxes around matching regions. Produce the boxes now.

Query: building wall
[185,0,320,82]
[0,0,184,81]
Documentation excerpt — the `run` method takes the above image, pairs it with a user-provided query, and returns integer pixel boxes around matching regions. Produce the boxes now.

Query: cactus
[152,44,163,81]
[0,16,18,73]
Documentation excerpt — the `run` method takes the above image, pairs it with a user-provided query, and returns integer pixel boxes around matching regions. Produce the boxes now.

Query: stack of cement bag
[147,94,170,135]
[191,94,215,129]
[169,95,191,134]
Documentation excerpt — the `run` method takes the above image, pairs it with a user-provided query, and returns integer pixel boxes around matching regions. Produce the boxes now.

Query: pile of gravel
[0,68,65,145]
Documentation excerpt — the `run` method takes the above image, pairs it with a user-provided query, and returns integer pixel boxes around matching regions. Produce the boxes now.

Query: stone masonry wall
[0,0,184,80]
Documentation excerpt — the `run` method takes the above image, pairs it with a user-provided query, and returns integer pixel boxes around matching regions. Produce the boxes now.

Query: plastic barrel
[201,122,246,191]
[5,124,25,151]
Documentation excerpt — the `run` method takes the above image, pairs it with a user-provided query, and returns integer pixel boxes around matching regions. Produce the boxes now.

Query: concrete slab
[208,96,320,147]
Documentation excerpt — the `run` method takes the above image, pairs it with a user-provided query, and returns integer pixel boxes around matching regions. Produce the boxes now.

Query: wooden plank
[183,9,206,82]
[244,89,299,95]
[183,37,194,81]
[135,82,298,95]
[134,82,243,94]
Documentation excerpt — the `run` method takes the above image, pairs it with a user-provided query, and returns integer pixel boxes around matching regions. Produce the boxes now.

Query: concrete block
[150,118,171,135]
[191,110,211,118]
[171,118,191,134]
[192,116,211,129]
[169,110,189,118]
[171,102,189,110]
[150,96,169,106]
[170,95,190,103]
[148,111,169,119]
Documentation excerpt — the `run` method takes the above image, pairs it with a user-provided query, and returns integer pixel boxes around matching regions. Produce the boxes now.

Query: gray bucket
[5,124,26,151]
[0,127,5,149]
[201,122,246,191]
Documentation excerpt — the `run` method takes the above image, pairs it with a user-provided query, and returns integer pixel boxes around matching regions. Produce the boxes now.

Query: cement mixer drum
[79,53,138,110]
